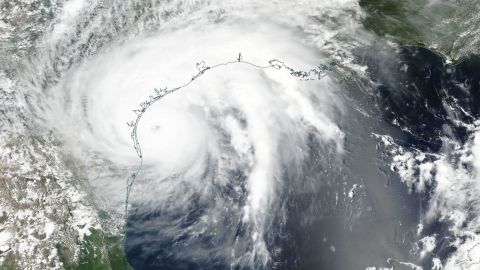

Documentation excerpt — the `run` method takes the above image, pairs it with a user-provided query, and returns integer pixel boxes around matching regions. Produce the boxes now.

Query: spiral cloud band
[36,17,346,267]
[16,0,480,269]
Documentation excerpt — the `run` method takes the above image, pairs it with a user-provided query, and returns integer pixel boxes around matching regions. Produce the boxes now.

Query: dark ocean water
[124,45,480,269]
[2,0,480,269]
[362,45,480,270]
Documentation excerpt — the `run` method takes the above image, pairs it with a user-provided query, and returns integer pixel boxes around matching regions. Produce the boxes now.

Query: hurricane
[1,0,480,269]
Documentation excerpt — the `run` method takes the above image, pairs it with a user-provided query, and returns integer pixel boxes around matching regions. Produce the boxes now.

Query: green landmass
[360,0,479,61]
[0,252,16,270]
[56,229,132,270]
